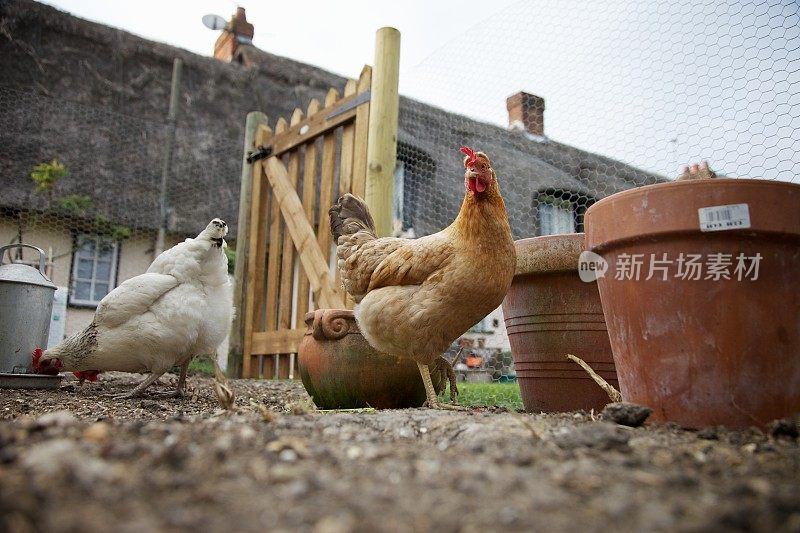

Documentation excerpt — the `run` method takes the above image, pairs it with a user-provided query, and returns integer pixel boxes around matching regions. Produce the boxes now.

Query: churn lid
[0,244,57,290]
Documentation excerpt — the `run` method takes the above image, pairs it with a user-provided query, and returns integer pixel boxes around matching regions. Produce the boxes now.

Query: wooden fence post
[227,111,268,378]
[365,27,401,238]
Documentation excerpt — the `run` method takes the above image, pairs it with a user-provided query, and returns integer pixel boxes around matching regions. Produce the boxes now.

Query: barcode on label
[698,203,751,232]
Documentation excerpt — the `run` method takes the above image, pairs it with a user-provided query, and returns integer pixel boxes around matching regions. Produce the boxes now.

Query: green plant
[28,160,131,241]
[31,159,67,205]
[93,214,132,240]
[59,194,94,214]
[186,354,216,376]
[439,382,523,410]
[224,245,236,275]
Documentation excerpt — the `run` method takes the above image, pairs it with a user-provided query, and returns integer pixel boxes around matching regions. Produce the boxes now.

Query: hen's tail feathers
[329,194,377,242]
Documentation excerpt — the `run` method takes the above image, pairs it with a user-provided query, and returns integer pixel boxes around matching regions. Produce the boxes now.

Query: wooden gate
[240,67,372,378]
[228,28,401,379]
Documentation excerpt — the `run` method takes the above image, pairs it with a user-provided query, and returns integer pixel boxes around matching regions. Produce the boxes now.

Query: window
[70,235,119,306]
[539,196,576,235]
[537,191,596,236]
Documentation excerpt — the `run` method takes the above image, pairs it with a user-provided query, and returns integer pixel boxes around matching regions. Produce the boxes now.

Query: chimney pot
[214,7,255,62]
[506,91,545,136]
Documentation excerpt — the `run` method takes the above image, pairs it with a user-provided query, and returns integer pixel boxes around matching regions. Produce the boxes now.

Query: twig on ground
[508,410,546,442]
[450,347,464,366]
[249,400,280,422]
[565,353,622,403]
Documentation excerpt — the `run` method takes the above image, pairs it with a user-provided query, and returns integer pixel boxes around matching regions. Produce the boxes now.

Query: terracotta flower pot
[297,309,429,409]
[502,234,618,413]
[585,178,800,428]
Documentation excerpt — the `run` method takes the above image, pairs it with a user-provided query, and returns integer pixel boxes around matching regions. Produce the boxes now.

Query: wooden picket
[241,67,372,379]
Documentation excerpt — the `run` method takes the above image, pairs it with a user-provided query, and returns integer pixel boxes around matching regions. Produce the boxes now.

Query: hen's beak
[465,169,490,194]
[35,357,62,375]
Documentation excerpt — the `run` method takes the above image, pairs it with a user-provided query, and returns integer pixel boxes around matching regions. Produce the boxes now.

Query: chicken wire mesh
[393,0,799,406]
[0,85,241,339]
[0,0,797,408]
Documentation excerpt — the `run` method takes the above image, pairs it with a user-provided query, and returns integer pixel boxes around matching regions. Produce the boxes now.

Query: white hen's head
[200,218,228,248]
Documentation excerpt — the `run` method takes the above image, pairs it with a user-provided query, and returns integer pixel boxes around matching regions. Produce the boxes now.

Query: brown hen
[329,147,515,409]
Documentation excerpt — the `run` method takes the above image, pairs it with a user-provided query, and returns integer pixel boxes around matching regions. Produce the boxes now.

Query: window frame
[538,194,576,235]
[536,190,596,236]
[69,234,120,307]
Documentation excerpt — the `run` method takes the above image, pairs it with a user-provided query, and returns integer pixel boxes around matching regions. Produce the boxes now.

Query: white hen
[34,219,234,398]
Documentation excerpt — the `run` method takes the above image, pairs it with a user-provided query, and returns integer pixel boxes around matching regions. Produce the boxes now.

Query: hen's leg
[440,355,459,403]
[417,362,466,411]
[106,372,165,399]
[151,361,190,398]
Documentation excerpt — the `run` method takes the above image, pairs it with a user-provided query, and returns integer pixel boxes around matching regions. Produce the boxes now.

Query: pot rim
[514,233,585,276]
[585,178,800,252]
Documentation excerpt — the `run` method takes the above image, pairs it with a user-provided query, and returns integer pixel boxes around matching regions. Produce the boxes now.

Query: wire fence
[1,0,798,409]
[0,85,241,339]
[393,0,799,406]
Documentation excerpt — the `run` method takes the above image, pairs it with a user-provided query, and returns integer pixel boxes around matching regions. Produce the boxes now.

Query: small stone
[601,402,652,427]
[278,449,298,462]
[553,422,631,451]
[35,410,77,428]
[14,415,35,429]
[313,514,355,533]
[60,384,76,392]
[140,400,164,411]
[83,422,111,443]
[345,446,362,460]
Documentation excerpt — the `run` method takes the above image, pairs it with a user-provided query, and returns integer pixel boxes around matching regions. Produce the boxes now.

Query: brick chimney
[214,7,255,62]
[506,92,545,136]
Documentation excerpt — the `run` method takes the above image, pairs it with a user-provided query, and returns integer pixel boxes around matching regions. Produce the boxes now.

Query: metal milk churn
[0,244,59,388]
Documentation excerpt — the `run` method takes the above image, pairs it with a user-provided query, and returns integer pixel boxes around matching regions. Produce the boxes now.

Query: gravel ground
[1,372,799,533]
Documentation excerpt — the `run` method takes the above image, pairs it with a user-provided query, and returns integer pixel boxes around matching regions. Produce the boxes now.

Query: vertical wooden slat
[297,99,321,320]
[278,355,291,381]
[339,79,358,197]
[243,123,273,377]
[351,65,373,199]
[316,89,340,307]
[336,80,359,304]
[279,110,304,337]
[265,118,288,343]
[275,111,303,377]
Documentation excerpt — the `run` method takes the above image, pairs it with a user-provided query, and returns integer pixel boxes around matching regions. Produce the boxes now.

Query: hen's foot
[102,372,165,399]
[149,362,190,399]
[423,398,468,411]
[417,362,466,411]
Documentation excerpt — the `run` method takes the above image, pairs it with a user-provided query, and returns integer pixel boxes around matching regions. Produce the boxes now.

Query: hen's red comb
[31,347,43,371]
[460,146,478,168]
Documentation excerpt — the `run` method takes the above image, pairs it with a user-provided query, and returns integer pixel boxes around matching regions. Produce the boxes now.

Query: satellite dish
[202,14,228,31]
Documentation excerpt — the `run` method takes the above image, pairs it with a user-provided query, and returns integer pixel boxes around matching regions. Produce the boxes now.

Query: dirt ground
[1,372,799,533]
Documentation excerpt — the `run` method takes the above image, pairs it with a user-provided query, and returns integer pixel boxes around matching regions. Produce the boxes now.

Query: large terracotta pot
[502,234,618,413]
[298,309,428,409]
[585,178,800,428]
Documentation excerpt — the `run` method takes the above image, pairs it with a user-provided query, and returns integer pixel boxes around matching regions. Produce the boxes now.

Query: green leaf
[59,194,94,214]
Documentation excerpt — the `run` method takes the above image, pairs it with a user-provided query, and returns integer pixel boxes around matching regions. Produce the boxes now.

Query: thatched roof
[0,0,664,240]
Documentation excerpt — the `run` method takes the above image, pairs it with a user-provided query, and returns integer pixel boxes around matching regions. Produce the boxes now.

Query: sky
[38,0,800,181]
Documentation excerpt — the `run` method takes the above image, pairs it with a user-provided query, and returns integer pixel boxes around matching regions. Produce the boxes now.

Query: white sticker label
[698,203,751,232]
